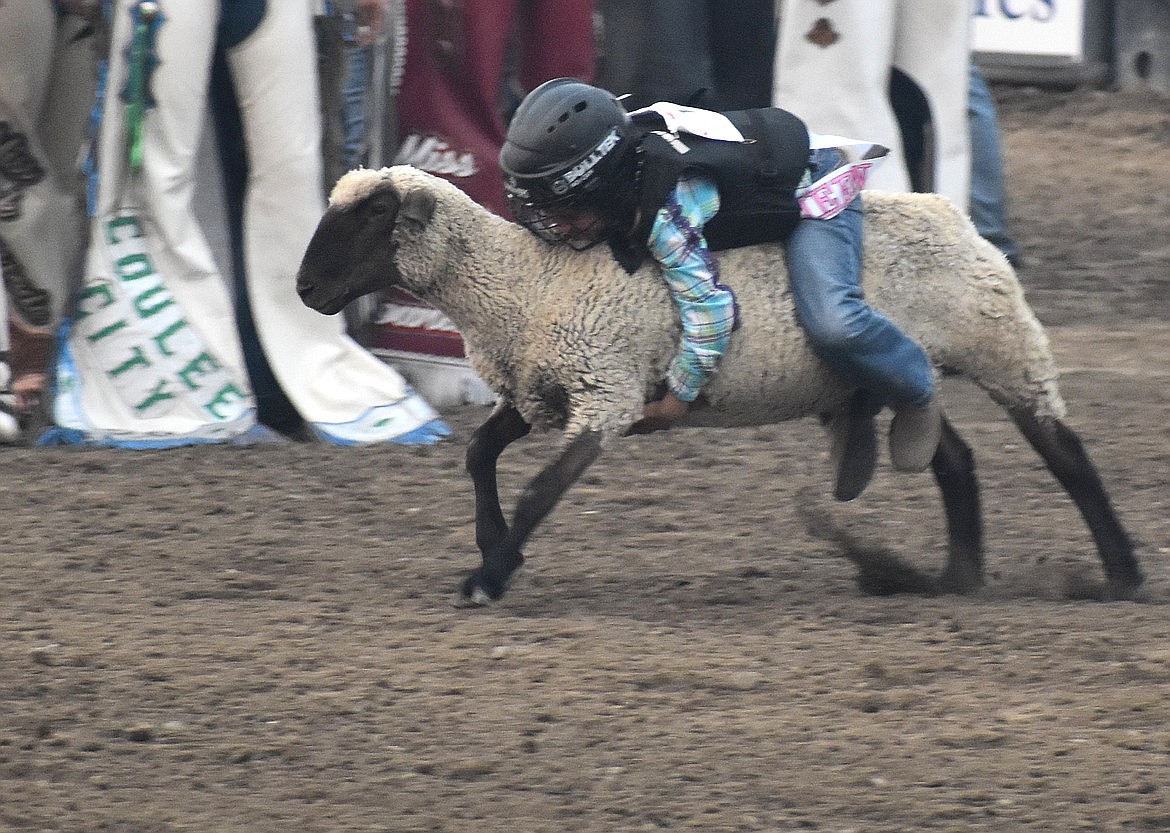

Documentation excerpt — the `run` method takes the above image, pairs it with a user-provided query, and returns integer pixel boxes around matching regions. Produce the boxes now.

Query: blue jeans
[785,193,935,408]
[968,63,1019,261]
[341,43,371,169]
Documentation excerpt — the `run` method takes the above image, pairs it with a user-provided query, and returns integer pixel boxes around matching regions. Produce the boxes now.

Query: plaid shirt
[646,174,738,402]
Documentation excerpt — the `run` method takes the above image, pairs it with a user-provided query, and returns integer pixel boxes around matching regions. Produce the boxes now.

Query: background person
[772,0,971,209]
[597,0,776,111]
[0,0,101,440]
[65,0,446,445]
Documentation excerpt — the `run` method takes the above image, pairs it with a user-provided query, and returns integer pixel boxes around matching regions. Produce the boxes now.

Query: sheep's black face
[297,188,404,316]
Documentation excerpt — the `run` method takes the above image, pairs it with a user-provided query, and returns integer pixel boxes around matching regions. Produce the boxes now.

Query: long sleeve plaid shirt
[645,173,738,402]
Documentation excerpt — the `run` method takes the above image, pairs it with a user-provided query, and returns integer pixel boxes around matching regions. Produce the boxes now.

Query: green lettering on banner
[153,318,189,356]
[75,283,117,322]
[132,284,176,318]
[135,378,177,413]
[95,212,250,428]
[178,352,219,391]
[205,383,248,420]
[116,253,154,281]
[87,318,129,343]
[106,215,143,244]
[109,345,151,377]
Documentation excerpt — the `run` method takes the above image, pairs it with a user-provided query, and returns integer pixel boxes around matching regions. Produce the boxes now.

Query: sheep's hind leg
[456,429,604,606]
[465,404,532,555]
[1007,409,1142,598]
[931,415,985,593]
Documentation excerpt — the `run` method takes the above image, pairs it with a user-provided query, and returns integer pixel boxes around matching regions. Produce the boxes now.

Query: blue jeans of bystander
[968,63,1019,262]
[342,42,371,170]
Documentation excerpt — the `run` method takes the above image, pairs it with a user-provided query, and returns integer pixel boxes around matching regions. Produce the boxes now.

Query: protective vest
[609,107,810,272]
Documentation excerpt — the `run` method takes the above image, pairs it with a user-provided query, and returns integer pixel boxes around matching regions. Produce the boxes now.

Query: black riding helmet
[500,78,640,249]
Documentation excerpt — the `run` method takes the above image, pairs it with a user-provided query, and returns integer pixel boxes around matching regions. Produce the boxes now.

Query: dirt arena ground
[2,86,1169,832]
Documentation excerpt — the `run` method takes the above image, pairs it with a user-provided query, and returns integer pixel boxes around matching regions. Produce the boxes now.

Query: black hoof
[1103,575,1143,602]
[452,568,516,608]
[938,564,984,595]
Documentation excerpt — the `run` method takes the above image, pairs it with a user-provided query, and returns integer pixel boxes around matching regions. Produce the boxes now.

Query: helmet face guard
[506,193,615,250]
[500,79,638,249]
[504,127,634,249]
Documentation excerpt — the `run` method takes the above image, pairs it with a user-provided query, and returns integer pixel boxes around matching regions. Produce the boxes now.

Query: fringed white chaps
[774,0,971,210]
[84,0,445,444]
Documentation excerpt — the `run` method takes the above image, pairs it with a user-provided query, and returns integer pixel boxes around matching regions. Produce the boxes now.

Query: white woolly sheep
[297,165,1142,606]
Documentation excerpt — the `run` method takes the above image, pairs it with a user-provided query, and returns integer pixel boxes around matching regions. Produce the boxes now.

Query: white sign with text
[972,0,1086,60]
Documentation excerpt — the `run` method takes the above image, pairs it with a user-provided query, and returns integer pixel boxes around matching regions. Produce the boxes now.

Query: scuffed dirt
[2,87,1169,832]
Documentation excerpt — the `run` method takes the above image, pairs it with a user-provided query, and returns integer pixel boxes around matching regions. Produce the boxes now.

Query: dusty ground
[2,86,1169,832]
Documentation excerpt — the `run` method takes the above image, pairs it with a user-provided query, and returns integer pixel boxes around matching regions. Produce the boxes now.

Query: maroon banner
[395,0,596,217]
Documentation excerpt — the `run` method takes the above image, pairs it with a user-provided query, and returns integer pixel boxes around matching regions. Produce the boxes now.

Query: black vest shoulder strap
[619,107,811,271]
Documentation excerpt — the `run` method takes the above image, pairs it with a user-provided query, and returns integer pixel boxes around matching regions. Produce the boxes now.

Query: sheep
[297,165,1142,606]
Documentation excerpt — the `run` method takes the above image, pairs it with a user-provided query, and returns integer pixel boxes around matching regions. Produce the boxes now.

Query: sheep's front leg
[466,404,532,555]
[456,429,604,606]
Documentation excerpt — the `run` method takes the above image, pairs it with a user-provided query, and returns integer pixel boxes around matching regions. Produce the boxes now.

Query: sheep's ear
[399,187,436,227]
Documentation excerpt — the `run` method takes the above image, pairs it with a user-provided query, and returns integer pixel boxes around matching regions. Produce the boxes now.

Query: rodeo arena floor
[3,86,1170,832]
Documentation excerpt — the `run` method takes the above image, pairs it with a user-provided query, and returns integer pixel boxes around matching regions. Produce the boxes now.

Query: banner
[50,207,258,447]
